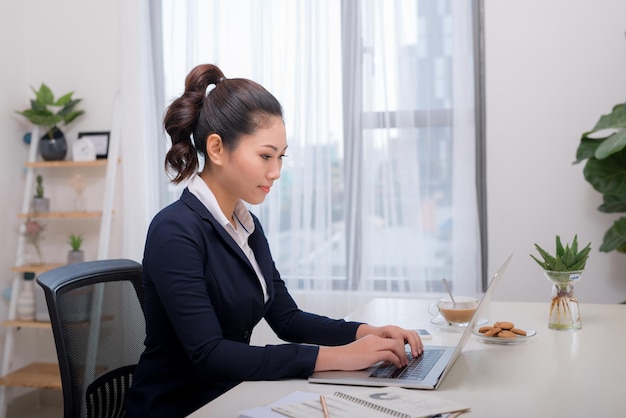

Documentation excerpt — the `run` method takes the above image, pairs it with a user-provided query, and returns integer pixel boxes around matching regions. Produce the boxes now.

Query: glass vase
[543,270,583,330]
[16,278,36,321]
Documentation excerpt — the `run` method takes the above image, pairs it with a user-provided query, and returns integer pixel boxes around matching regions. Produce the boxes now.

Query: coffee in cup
[428,296,479,326]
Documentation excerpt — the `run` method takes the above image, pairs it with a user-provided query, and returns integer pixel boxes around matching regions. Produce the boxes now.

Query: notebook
[308,254,512,390]
[272,386,470,418]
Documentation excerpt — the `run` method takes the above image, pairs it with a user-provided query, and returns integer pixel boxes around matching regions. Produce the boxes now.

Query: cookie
[510,328,527,336]
[497,330,517,338]
[478,321,528,339]
[484,327,501,337]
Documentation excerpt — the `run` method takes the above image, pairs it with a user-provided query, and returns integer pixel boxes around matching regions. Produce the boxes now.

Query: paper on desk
[238,391,320,418]
[272,386,470,418]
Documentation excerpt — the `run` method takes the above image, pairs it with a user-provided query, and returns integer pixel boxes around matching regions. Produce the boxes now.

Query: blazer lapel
[180,188,251,267]
[247,218,276,305]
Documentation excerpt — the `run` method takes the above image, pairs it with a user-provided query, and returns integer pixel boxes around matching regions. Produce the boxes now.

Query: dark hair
[163,64,284,183]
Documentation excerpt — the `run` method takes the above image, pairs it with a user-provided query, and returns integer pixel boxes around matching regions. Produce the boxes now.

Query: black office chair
[36,259,145,418]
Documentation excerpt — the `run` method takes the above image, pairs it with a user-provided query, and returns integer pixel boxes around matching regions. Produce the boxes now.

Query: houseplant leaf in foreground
[599,217,626,253]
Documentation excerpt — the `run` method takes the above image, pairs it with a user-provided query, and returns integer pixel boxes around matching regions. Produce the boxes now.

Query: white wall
[485,0,626,303]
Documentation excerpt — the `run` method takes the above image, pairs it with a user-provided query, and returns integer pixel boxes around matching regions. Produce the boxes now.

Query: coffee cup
[428,296,479,326]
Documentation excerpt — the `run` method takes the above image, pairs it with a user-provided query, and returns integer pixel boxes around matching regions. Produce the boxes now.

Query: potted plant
[67,233,85,265]
[574,101,626,253]
[16,83,85,161]
[32,174,50,213]
[531,235,591,330]
[23,218,46,266]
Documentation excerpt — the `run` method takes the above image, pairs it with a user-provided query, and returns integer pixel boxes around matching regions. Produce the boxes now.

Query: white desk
[189,299,626,417]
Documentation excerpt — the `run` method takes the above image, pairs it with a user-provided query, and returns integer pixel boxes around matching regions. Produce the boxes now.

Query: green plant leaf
[34,83,55,106]
[54,92,75,106]
[16,109,62,127]
[61,110,85,125]
[556,235,564,257]
[593,103,626,131]
[574,136,602,164]
[595,129,626,159]
[583,149,626,196]
[533,244,558,270]
[599,217,626,252]
[530,254,547,269]
[598,194,626,213]
[57,98,81,115]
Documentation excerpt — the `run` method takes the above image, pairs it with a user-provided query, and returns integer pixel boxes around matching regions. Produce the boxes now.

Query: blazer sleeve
[262,262,363,346]
[247,214,363,346]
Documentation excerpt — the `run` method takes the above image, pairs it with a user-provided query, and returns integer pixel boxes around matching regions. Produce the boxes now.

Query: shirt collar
[188,174,255,233]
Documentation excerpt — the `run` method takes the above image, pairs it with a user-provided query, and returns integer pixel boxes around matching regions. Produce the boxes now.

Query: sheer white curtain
[158,0,482,315]
[117,0,161,261]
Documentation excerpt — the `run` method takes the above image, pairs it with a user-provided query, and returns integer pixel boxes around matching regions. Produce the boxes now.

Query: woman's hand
[314,334,410,371]
[356,324,423,358]
[314,325,423,372]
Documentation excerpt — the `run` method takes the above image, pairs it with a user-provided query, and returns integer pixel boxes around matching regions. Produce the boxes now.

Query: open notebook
[272,387,470,418]
[308,254,512,390]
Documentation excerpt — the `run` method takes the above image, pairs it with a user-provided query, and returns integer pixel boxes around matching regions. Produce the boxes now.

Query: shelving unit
[0,102,121,417]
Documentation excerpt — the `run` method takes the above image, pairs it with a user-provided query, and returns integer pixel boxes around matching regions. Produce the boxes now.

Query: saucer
[472,327,537,345]
[430,316,488,332]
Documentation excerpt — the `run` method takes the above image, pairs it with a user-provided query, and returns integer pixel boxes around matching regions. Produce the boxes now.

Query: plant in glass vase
[531,235,591,330]
[23,218,46,266]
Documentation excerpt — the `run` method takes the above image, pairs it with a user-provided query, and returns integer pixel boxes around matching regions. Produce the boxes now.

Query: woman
[126,64,423,417]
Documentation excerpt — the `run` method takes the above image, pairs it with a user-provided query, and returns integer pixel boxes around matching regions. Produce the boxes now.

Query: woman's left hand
[356,324,424,358]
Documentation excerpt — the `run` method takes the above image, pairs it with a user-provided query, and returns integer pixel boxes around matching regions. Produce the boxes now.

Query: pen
[320,394,330,418]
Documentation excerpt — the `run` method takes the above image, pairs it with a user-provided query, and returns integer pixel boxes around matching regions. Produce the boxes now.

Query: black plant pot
[39,126,68,161]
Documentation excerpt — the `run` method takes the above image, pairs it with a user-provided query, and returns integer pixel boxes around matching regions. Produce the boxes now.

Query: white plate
[430,316,488,332]
[472,327,537,345]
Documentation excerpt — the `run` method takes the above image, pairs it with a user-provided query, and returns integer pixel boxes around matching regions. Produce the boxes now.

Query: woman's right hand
[314,334,409,372]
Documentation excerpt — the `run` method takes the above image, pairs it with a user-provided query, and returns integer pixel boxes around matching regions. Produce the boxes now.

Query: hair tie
[218,76,226,84]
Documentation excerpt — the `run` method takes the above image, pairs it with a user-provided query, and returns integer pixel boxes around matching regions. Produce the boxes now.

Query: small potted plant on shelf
[16,83,85,161]
[67,233,85,265]
[32,174,49,213]
[23,218,46,266]
[530,235,591,330]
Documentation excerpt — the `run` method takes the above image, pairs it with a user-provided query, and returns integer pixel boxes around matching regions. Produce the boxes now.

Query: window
[159,0,485,297]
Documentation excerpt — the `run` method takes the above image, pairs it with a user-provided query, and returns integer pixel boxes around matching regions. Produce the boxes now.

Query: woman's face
[220,116,287,206]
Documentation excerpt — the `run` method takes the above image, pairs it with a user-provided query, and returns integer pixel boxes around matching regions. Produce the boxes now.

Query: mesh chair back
[37,259,145,418]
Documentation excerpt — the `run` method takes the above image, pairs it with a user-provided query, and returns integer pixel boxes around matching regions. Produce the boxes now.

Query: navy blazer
[126,189,361,417]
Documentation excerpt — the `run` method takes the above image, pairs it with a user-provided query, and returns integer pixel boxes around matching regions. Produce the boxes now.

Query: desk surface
[189,298,626,417]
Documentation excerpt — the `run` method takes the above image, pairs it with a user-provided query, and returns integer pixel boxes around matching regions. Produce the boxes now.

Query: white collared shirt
[188,174,269,303]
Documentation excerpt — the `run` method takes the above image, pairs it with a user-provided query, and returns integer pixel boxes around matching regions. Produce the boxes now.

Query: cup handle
[428,303,440,317]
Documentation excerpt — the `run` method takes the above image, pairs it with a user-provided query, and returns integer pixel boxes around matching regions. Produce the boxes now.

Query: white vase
[16,280,36,321]
[67,250,85,265]
[32,197,50,213]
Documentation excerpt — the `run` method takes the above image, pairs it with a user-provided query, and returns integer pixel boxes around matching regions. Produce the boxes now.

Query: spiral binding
[333,391,412,418]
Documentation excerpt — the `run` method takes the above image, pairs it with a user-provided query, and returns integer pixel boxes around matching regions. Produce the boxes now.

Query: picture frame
[78,131,110,159]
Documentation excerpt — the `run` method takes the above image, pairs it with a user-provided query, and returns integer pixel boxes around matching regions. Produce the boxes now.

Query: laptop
[308,254,512,390]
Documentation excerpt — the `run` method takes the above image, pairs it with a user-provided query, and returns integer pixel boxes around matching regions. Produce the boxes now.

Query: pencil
[320,394,330,418]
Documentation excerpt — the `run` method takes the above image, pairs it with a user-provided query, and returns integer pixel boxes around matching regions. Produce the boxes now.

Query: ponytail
[163,64,283,184]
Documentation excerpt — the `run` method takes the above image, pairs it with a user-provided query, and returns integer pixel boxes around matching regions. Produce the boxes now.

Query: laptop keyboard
[369,349,445,380]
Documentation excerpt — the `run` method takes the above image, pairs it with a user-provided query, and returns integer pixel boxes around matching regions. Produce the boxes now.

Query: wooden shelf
[17,211,102,219]
[24,160,107,168]
[11,263,64,274]
[0,362,61,389]
[1,320,51,329]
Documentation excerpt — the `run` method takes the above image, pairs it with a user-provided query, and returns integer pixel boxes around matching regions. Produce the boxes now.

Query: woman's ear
[205,134,224,165]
